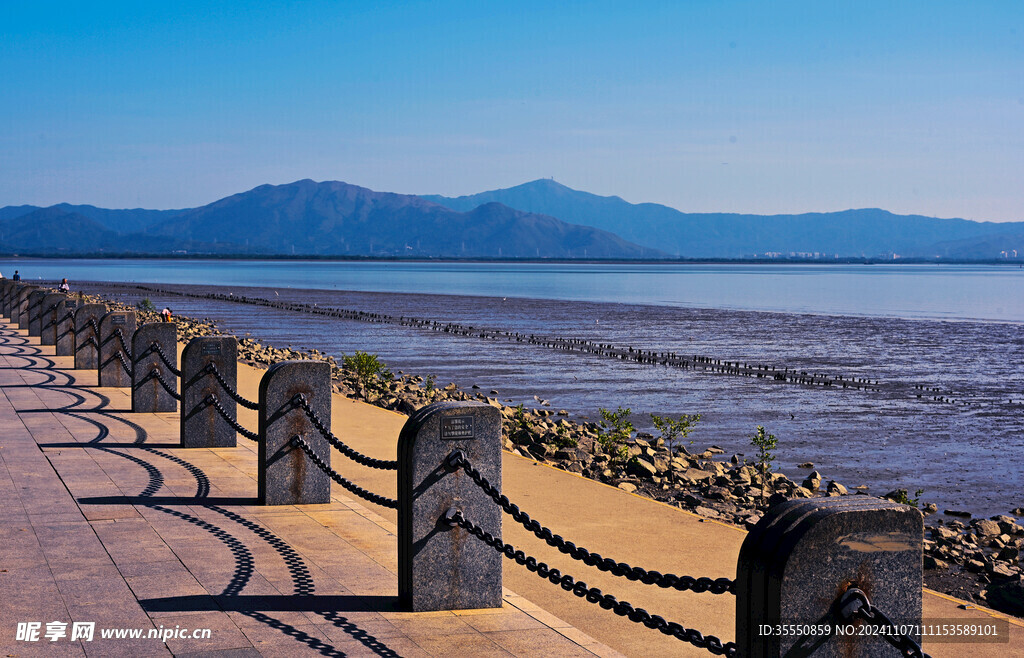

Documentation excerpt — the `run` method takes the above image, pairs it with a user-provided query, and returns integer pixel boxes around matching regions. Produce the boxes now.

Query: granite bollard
[55,298,81,356]
[39,293,67,345]
[258,360,331,505]
[0,281,13,316]
[181,336,239,448]
[98,310,137,387]
[16,286,39,329]
[73,304,106,369]
[131,323,178,412]
[736,497,923,657]
[27,290,49,336]
[398,401,503,612]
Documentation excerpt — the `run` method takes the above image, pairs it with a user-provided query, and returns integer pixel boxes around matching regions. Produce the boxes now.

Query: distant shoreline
[3,253,1023,266]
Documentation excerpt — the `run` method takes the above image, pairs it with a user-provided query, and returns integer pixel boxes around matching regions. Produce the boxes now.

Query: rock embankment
[83,289,1023,617]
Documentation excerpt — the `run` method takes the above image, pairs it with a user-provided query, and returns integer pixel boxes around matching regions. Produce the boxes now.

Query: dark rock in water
[797,462,814,469]
[1013,507,1024,516]
[986,578,1024,616]
[945,509,973,518]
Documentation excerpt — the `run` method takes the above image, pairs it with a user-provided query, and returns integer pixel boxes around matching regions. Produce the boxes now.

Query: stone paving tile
[406,630,515,657]
[484,628,605,657]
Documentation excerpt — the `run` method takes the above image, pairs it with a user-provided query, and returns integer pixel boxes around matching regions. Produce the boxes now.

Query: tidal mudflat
[83,279,1024,520]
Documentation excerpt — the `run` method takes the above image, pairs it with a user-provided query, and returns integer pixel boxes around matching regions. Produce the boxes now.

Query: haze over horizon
[2,2,1022,222]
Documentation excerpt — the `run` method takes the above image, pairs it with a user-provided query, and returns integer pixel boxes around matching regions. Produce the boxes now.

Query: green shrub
[342,351,392,399]
[751,425,778,503]
[597,406,634,463]
[651,412,702,452]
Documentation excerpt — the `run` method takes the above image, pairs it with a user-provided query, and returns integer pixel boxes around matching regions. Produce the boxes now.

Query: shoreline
[69,283,1024,618]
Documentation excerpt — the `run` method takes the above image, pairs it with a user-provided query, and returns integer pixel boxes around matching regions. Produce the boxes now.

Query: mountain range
[0,181,655,258]
[2,179,1022,260]
[423,180,1024,259]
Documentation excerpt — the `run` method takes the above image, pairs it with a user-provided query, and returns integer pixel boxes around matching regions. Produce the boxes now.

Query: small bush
[751,425,778,503]
[597,406,634,462]
[342,351,392,399]
[651,412,702,452]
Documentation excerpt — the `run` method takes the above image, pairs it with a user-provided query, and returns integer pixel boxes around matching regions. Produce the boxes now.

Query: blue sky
[1,1,1021,220]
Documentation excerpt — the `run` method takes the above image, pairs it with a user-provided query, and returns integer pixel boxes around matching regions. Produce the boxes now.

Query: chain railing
[835,588,930,658]
[205,362,260,410]
[447,450,735,594]
[292,394,398,470]
[143,367,182,401]
[149,341,182,377]
[114,328,132,358]
[75,336,99,353]
[289,435,398,508]
[206,393,260,442]
[441,449,737,655]
[445,508,737,656]
[104,350,133,377]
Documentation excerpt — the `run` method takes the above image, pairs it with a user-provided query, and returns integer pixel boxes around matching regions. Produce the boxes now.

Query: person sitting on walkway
[12,270,21,281]
[58,278,70,292]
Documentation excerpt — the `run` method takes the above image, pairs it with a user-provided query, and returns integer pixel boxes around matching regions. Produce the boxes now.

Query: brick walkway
[0,321,621,657]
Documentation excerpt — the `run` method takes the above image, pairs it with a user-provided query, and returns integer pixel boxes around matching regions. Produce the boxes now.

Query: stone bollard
[258,360,331,505]
[39,293,67,345]
[0,281,13,316]
[98,310,137,387]
[55,298,80,356]
[398,401,503,612]
[131,323,178,413]
[73,304,106,370]
[736,497,923,657]
[27,290,49,336]
[16,286,39,329]
[181,337,238,448]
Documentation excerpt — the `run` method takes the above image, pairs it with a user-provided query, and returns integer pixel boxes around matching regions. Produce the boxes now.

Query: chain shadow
[65,415,400,656]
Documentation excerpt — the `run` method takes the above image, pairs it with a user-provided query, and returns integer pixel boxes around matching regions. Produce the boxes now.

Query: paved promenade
[0,322,621,657]
[1,318,1021,657]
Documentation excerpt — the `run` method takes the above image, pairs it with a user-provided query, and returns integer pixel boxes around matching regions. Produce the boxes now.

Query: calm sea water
[6,258,1024,516]
[3,258,1023,322]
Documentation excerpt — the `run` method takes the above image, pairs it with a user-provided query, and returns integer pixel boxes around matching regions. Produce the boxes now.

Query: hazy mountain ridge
[0,180,655,258]
[423,179,1024,259]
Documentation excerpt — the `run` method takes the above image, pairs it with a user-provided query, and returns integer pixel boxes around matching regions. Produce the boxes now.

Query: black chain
[447,451,735,595]
[290,435,398,508]
[150,342,182,377]
[145,368,182,400]
[839,588,930,658]
[448,509,737,656]
[205,362,260,410]
[114,328,132,358]
[75,336,99,353]
[292,394,398,470]
[110,350,133,377]
[206,393,259,441]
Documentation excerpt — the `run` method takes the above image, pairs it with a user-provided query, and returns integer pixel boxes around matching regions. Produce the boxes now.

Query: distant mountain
[423,179,1024,259]
[0,203,187,233]
[0,180,655,258]
[0,207,194,254]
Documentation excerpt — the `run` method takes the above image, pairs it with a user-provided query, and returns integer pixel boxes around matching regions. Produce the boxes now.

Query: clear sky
[1,1,1022,221]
